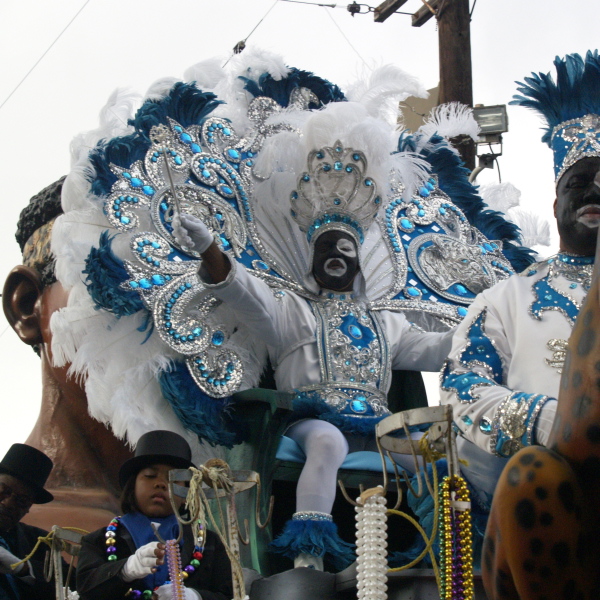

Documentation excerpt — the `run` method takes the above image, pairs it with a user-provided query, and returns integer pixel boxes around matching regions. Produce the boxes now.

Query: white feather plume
[184,57,227,90]
[345,64,427,124]
[419,102,480,143]
[478,182,521,213]
[506,207,552,248]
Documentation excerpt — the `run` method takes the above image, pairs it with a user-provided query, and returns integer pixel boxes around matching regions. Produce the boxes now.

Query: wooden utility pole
[437,0,475,169]
[374,0,476,170]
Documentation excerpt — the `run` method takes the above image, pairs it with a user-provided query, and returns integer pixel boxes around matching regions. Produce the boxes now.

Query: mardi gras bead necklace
[105,517,205,598]
[438,475,474,600]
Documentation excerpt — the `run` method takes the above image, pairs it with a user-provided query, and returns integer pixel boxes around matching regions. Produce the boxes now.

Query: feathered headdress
[511,50,600,182]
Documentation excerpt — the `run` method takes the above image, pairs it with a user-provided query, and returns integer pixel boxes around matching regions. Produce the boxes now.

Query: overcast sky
[0,0,598,459]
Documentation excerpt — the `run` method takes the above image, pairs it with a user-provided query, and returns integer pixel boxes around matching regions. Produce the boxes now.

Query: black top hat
[118,430,194,488]
[0,444,54,504]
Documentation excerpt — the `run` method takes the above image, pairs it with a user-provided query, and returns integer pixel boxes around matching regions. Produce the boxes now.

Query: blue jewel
[405,287,420,297]
[221,186,233,195]
[456,284,467,295]
[129,281,139,289]
[190,143,201,153]
[256,261,269,271]
[479,417,492,433]
[180,133,192,143]
[120,217,130,225]
[457,307,468,317]
[352,153,360,161]
[212,331,225,346]
[364,179,373,187]
[334,161,343,171]
[350,399,367,413]
[570,283,577,289]
[419,187,430,197]
[227,149,240,160]
[400,218,414,229]
[151,274,165,286]
[139,279,152,289]
[348,325,363,339]
[462,415,473,426]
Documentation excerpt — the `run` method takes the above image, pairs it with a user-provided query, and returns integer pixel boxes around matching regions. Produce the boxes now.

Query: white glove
[155,584,202,600]
[0,547,23,574]
[121,542,162,582]
[534,399,557,446]
[172,213,214,254]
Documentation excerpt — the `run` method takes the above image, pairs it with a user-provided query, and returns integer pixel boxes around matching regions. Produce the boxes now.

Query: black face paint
[556,157,600,256]
[312,230,359,292]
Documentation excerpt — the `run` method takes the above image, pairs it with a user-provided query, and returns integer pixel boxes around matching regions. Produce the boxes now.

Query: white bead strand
[356,488,388,600]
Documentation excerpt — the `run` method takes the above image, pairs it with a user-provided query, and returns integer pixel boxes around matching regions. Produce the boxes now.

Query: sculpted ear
[2,265,44,347]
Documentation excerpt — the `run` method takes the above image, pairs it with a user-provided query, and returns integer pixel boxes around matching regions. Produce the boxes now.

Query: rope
[182,465,246,600]
[383,430,445,584]
[9,527,88,570]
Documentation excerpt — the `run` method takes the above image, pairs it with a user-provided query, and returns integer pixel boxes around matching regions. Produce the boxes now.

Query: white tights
[287,419,422,515]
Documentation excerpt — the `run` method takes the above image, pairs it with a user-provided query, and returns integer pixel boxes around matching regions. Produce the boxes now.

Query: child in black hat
[76,430,233,600]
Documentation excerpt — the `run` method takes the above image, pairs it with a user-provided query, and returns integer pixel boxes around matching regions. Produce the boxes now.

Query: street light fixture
[469,104,508,182]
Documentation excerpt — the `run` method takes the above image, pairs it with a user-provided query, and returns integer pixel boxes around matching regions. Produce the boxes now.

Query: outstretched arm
[172,213,286,348]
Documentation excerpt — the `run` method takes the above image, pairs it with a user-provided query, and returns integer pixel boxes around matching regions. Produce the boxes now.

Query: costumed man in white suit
[174,105,455,571]
[440,50,600,511]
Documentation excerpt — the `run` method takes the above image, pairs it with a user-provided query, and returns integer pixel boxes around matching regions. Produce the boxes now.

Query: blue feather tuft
[269,517,355,571]
[240,67,346,109]
[398,134,535,272]
[511,50,600,146]
[83,231,145,317]
[89,83,222,197]
[159,361,236,448]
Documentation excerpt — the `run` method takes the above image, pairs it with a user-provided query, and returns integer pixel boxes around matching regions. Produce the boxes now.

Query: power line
[0,0,92,113]
[470,0,477,18]
[223,0,280,67]
[323,7,369,68]
[280,0,343,7]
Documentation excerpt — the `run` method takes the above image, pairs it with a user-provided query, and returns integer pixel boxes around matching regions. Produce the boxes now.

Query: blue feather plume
[511,50,600,145]
[240,67,346,109]
[90,83,222,197]
[270,517,355,571]
[159,361,236,448]
[397,133,535,272]
[84,231,145,317]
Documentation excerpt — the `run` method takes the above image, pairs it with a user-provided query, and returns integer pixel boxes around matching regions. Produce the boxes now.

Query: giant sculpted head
[2,179,133,532]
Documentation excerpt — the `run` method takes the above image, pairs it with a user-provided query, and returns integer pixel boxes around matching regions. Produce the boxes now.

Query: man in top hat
[0,443,57,599]
[440,51,600,512]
